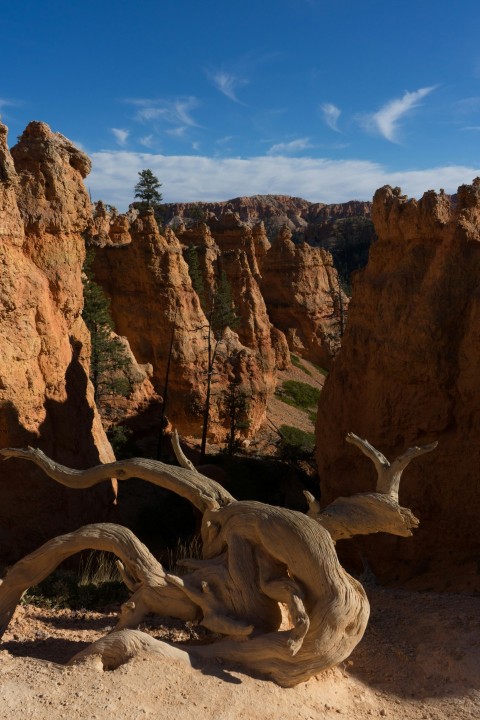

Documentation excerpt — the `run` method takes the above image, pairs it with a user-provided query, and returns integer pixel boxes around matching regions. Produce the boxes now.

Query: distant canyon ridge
[162,194,374,281]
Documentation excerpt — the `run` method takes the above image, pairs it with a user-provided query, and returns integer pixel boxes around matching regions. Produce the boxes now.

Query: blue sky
[2,0,480,208]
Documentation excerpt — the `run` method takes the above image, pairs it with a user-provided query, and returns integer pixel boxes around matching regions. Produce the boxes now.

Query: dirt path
[1,585,478,720]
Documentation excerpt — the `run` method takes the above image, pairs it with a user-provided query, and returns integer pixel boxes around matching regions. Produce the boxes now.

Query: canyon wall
[0,122,115,563]
[260,226,345,367]
[89,212,279,440]
[316,181,480,590]
[89,204,345,440]
[164,195,374,285]
[164,194,371,237]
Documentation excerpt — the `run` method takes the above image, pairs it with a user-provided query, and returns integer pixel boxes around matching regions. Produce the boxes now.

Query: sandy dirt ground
[1,583,478,720]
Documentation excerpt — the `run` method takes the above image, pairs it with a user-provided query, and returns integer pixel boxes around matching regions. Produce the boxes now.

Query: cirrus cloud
[111,128,129,146]
[207,69,248,104]
[365,86,437,143]
[321,103,341,132]
[267,137,313,155]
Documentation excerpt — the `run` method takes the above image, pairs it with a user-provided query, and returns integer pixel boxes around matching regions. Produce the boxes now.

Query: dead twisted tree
[0,433,436,687]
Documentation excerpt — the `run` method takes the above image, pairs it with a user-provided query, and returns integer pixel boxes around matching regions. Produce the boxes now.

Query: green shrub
[278,425,315,460]
[276,380,320,410]
[312,364,329,377]
[290,354,313,377]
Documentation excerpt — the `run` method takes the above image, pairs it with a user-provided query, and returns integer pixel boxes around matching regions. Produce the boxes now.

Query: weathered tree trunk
[0,433,435,686]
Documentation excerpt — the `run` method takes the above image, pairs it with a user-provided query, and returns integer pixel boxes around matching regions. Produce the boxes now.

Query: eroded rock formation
[88,211,210,435]
[88,211,277,440]
[88,199,348,440]
[164,194,371,240]
[0,122,115,562]
[261,226,346,367]
[316,181,480,590]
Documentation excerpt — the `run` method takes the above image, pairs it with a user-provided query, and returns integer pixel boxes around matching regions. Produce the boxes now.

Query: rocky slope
[0,122,115,563]
[316,180,480,591]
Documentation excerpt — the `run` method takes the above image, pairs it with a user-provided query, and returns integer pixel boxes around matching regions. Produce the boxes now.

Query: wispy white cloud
[216,135,234,145]
[365,86,437,142]
[462,126,480,131]
[0,98,14,110]
[267,138,313,155]
[139,134,155,148]
[321,103,341,132]
[0,97,19,121]
[127,97,200,128]
[87,150,480,211]
[454,96,480,115]
[165,126,187,138]
[111,128,129,146]
[207,70,248,103]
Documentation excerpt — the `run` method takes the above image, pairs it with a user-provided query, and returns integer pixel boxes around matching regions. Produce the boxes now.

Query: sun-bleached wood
[171,429,198,474]
[0,523,199,639]
[0,433,434,686]
[0,445,234,512]
[304,433,438,541]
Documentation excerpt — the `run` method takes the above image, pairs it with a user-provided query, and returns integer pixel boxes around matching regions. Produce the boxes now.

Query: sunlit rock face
[260,225,345,369]
[164,194,372,240]
[89,213,278,440]
[0,122,116,562]
[316,181,480,591]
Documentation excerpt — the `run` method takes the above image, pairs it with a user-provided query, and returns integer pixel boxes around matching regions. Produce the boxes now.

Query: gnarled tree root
[0,433,436,686]
[68,629,193,671]
[0,523,198,640]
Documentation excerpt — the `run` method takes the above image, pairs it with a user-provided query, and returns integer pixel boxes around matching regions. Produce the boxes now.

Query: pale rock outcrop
[260,226,345,368]
[316,181,480,590]
[0,122,115,562]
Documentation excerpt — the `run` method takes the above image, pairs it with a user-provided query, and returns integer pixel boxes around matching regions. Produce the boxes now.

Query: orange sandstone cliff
[0,122,115,562]
[316,181,480,590]
[88,211,281,440]
[88,203,344,442]
[260,226,345,367]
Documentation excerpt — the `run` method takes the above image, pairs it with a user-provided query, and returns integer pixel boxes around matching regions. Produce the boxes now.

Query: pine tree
[221,379,250,456]
[185,243,205,306]
[198,270,240,461]
[133,169,163,212]
[82,251,132,400]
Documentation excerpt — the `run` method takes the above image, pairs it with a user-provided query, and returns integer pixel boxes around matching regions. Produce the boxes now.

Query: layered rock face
[165,195,374,281]
[89,203,347,440]
[90,213,281,440]
[89,211,210,435]
[316,181,480,590]
[260,227,344,368]
[0,122,115,562]
[165,194,371,238]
